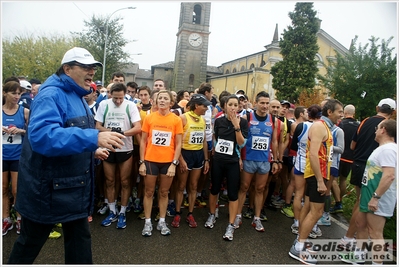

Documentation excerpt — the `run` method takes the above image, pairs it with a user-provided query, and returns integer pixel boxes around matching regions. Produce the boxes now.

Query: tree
[320,36,396,120]
[72,15,131,84]
[270,2,319,103]
[297,89,325,108]
[2,35,78,83]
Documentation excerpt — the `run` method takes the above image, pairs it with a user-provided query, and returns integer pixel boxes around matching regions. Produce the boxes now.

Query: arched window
[315,54,323,63]
[261,61,266,67]
[225,69,230,74]
[232,68,237,73]
[250,63,255,69]
[189,74,194,85]
[193,5,201,24]
[240,66,245,71]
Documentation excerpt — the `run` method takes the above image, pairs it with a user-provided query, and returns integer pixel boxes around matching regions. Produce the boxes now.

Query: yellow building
[208,21,349,102]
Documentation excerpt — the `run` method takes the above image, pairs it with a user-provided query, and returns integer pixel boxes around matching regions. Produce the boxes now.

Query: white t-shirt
[95,98,141,152]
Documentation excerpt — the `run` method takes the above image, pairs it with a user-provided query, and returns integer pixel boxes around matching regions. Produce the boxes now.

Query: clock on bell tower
[172,2,211,92]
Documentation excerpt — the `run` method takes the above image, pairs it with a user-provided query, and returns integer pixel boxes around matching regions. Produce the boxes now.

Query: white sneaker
[204,213,216,229]
[309,225,322,238]
[142,221,153,237]
[233,215,242,229]
[157,221,171,236]
[223,224,234,241]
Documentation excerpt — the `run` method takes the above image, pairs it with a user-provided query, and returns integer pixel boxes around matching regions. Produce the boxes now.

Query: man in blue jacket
[7,47,125,264]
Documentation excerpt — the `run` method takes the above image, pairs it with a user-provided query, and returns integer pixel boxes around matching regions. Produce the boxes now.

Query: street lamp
[102,6,136,86]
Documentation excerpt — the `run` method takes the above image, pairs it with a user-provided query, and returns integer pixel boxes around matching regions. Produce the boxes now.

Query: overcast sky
[1,1,397,70]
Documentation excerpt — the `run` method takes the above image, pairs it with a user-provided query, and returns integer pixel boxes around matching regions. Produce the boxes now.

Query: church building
[130,2,349,102]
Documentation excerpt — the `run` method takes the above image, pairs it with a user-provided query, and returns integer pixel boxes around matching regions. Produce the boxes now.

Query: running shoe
[183,198,189,207]
[215,206,219,219]
[317,214,331,226]
[10,206,17,222]
[101,211,118,227]
[243,207,254,219]
[223,224,235,241]
[281,205,294,218]
[2,219,13,236]
[291,223,299,234]
[171,214,181,228]
[116,213,127,229]
[167,202,176,217]
[272,197,285,207]
[97,203,109,215]
[186,214,197,228]
[338,236,356,250]
[219,194,229,203]
[339,251,366,264]
[137,211,145,220]
[16,219,21,234]
[195,197,207,207]
[126,197,133,213]
[288,240,317,265]
[308,226,322,238]
[48,230,61,239]
[157,221,171,236]
[233,215,242,229]
[133,199,142,213]
[259,208,268,221]
[154,212,160,222]
[330,203,344,213]
[204,213,216,229]
[252,218,265,232]
[142,221,153,237]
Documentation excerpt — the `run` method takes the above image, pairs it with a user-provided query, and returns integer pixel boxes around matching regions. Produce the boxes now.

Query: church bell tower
[172,2,211,91]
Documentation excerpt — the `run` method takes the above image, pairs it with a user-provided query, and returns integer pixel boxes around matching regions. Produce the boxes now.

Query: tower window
[193,4,202,24]
[232,68,237,73]
[250,63,255,69]
[240,66,245,71]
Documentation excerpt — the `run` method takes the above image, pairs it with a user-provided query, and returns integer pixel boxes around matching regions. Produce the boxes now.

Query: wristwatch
[138,160,145,165]
[372,192,381,199]
[172,160,180,166]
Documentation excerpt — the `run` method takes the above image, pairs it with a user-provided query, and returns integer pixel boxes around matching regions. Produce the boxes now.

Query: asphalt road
[4,199,395,265]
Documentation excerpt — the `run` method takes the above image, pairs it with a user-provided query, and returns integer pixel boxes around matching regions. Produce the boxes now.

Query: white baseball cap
[378,98,396,110]
[20,80,32,90]
[61,47,102,67]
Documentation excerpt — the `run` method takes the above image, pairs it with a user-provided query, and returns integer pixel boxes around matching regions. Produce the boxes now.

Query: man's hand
[95,147,109,160]
[317,180,327,195]
[98,131,125,152]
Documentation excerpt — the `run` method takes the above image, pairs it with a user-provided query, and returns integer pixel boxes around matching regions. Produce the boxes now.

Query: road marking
[330,216,348,230]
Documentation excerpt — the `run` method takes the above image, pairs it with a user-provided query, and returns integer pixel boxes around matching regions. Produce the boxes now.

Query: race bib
[215,138,234,155]
[2,133,22,145]
[189,131,204,145]
[361,168,368,186]
[152,130,172,147]
[106,119,124,132]
[328,146,334,162]
[251,136,269,151]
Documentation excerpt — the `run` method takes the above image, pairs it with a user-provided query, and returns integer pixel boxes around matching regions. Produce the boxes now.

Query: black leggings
[210,161,240,201]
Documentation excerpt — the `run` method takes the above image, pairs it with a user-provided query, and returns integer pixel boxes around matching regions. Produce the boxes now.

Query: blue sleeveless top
[2,105,25,160]
[242,112,273,162]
